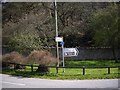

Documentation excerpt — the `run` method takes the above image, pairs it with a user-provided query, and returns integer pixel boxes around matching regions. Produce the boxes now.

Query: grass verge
[2,67,120,80]
[2,60,120,80]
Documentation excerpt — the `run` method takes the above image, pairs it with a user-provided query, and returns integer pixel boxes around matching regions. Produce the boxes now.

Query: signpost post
[60,41,65,72]
[55,36,63,67]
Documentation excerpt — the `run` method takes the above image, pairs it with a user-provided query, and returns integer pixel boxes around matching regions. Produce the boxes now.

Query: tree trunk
[36,65,49,73]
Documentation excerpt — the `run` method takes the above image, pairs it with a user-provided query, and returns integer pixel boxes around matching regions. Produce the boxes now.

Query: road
[0,74,119,88]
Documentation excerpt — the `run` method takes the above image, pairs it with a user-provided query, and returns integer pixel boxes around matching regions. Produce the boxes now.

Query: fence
[56,66,120,75]
[2,62,120,75]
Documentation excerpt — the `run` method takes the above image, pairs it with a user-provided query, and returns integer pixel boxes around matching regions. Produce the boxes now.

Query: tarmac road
[0,74,119,88]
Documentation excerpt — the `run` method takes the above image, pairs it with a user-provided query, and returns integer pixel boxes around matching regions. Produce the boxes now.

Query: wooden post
[83,66,85,75]
[31,65,33,72]
[56,67,58,73]
[108,67,110,74]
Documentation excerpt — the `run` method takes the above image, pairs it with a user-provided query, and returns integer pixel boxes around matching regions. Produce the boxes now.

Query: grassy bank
[2,68,119,80]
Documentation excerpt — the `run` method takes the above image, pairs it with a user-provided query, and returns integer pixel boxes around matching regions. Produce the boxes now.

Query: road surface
[0,74,119,88]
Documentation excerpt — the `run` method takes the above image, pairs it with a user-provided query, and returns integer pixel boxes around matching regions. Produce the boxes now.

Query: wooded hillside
[2,2,119,54]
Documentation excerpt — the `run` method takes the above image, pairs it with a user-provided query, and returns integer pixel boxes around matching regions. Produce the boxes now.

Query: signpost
[56,37,79,73]
[59,42,79,72]
[64,48,79,57]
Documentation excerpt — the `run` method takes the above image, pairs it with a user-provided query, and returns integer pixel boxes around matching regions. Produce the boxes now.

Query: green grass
[2,67,120,80]
[65,60,120,66]
[2,60,120,80]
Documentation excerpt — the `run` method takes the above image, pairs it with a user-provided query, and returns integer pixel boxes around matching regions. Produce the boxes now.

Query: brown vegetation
[27,50,57,72]
[2,52,27,69]
[2,51,27,64]
[2,50,57,72]
[27,50,57,66]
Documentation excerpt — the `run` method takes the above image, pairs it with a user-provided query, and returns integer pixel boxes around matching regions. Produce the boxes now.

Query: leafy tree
[8,31,44,54]
[89,4,120,62]
[2,2,56,53]
[2,2,111,54]
[51,2,110,47]
[2,2,43,24]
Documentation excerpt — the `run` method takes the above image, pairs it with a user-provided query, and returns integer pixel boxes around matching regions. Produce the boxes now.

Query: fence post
[56,67,58,73]
[31,65,33,72]
[108,67,110,74]
[83,66,85,75]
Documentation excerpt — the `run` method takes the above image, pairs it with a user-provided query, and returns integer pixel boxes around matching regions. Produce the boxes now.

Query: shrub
[2,52,27,69]
[3,51,27,64]
[27,50,57,72]
[27,50,57,66]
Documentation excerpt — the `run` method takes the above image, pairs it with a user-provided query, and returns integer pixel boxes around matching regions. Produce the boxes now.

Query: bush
[27,50,57,72]
[3,51,27,64]
[27,50,57,66]
[2,52,27,68]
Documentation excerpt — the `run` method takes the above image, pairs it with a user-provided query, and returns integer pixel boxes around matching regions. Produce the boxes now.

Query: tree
[2,2,56,53]
[2,2,111,53]
[51,2,110,47]
[89,4,120,62]
[8,31,44,54]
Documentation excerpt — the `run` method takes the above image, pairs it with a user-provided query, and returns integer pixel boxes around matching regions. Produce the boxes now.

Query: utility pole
[55,0,59,67]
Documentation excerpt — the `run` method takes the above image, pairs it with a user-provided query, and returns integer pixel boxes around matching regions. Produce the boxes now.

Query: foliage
[2,2,111,52]
[8,31,44,54]
[2,2,56,53]
[89,4,119,48]
[2,2,43,24]
[89,4,120,61]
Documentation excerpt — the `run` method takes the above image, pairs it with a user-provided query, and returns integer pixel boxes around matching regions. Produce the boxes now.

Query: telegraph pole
[55,0,59,67]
